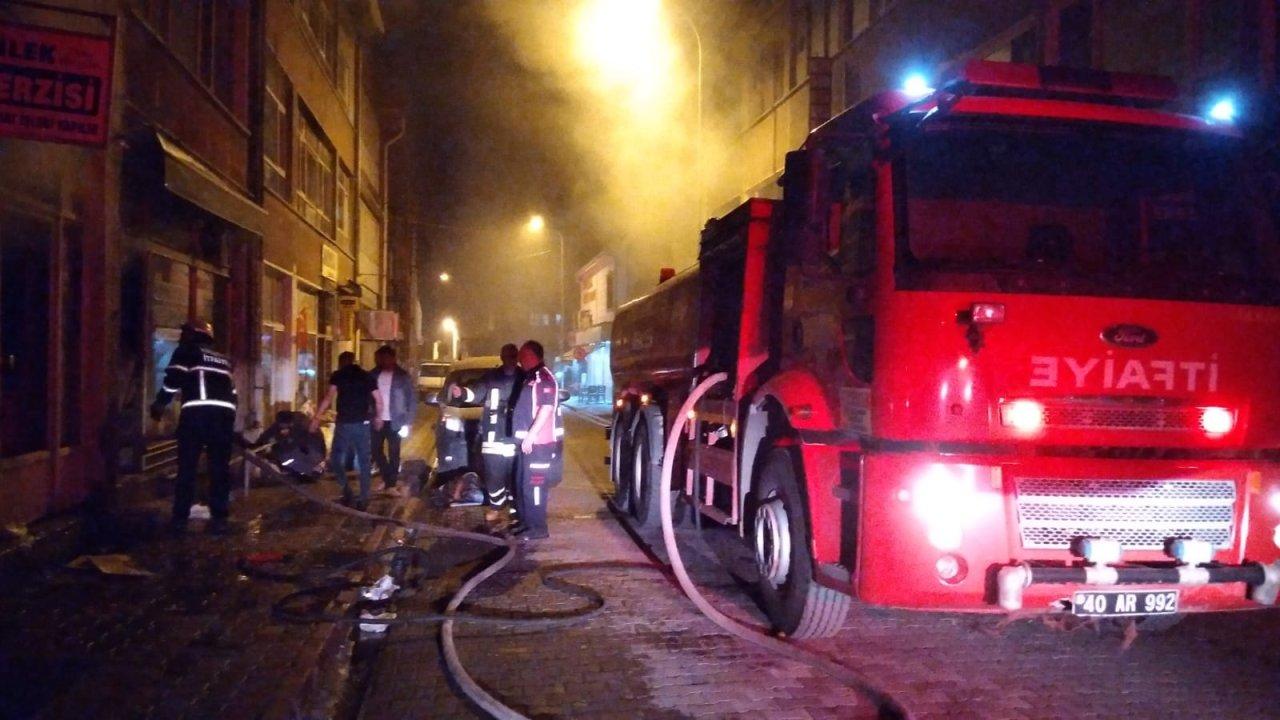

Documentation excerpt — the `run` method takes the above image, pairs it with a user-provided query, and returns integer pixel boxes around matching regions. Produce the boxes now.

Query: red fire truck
[608,61,1280,638]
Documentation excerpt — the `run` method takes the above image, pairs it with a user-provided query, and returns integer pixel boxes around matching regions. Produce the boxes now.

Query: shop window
[0,214,53,458]
[259,268,292,423]
[147,255,227,434]
[294,288,321,411]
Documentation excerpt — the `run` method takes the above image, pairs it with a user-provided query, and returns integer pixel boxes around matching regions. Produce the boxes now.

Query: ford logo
[1101,324,1158,348]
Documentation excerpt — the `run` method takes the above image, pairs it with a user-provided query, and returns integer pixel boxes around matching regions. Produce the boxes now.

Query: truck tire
[752,447,849,639]
[630,412,669,530]
[609,410,633,513]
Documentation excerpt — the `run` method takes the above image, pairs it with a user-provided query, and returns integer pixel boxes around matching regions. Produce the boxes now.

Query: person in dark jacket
[150,319,237,535]
[370,345,417,496]
[453,343,523,523]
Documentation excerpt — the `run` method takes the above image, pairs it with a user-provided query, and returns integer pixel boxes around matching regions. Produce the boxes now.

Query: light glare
[1207,97,1237,123]
[1200,406,1234,435]
[902,73,934,98]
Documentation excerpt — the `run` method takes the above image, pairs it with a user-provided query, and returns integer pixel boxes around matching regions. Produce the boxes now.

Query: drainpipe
[380,116,405,341]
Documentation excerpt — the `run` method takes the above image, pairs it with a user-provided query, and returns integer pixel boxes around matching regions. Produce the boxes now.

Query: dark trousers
[515,444,556,535]
[174,407,235,524]
[481,447,516,507]
[371,424,402,488]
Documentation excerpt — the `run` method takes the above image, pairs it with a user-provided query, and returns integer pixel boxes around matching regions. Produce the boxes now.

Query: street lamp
[525,214,566,353]
[441,316,459,360]
[438,272,451,283]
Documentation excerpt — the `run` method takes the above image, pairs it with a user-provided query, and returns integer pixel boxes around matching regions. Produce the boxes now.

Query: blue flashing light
[1207,97,1237,124]
[902,73,934,99]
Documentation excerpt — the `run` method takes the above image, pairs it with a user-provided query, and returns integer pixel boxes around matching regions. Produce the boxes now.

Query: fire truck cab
[609,61,1280,638]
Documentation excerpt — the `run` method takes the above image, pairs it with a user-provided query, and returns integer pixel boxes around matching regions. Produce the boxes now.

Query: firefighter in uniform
[453,344,523,524]
[150,320,238,535]
[511,340,564,540]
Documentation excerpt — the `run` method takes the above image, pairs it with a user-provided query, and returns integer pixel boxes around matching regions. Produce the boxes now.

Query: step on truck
[608,61,1280,638]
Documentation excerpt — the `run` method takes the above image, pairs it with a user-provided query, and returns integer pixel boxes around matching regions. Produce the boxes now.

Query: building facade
[561,251,621,405]
[0,0,400,527]
[709,0,1279,216]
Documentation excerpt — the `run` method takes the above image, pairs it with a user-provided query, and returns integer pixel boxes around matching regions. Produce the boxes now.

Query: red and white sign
[0,20,114,147]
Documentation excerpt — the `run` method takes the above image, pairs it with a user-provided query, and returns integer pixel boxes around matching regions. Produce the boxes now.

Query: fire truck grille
[1014,477,1237,550]
[1041,403,1200,431]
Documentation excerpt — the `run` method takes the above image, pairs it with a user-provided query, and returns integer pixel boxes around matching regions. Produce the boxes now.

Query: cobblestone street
[356,411,1280,720]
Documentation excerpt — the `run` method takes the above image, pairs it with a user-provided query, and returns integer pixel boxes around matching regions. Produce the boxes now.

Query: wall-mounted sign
[0,20,114,146]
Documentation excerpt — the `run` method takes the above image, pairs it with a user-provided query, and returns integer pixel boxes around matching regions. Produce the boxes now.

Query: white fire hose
[657,373,913,720]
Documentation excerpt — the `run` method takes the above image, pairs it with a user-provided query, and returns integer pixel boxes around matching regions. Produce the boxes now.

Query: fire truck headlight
[912,465,980,551]
[1199,406,1234,435]
[1001,399,1045,434]
[1273,524,1280,550]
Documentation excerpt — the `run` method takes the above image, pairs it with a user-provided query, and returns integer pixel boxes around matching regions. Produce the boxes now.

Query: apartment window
[264,52,292,198]
[1010,28,1038,64]
[843,65,861,108]
[1058,1,1093,69]
[335,167,353,254]
[839,0,854,44]
[604,271,615,312]
[852,0,870,36]
[298,0,337,75]
[134,0,247,118]
[337,29,356,120]
[297,110,335,235]
[1200,1,1246,76]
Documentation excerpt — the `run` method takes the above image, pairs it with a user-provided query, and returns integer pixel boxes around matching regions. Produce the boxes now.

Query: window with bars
[264,51,291,198]
[296,109,335,236]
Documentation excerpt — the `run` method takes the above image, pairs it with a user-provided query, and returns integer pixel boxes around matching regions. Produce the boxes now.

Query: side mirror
[558,389,571,403]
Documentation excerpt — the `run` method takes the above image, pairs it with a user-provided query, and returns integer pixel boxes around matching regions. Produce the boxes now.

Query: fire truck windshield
[895,120,1280,305]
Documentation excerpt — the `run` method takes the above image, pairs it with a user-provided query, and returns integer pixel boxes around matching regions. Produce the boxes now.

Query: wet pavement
[0,472,401,720]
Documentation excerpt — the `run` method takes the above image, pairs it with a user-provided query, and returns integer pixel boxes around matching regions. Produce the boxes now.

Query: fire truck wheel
[610,410,633,513]
[630,413,672,530]
[752,448,849,639]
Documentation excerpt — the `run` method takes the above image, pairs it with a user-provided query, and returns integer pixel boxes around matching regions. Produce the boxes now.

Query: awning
[155,132,265,234]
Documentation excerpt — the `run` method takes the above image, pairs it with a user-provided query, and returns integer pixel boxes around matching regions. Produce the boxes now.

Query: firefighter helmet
[181,319,215,343]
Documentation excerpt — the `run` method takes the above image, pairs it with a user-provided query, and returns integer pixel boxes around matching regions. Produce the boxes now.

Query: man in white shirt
[371,345,417,496]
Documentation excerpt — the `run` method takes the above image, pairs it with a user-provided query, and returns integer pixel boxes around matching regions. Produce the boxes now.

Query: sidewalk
[354,415,881,720]
[0,479,404,720]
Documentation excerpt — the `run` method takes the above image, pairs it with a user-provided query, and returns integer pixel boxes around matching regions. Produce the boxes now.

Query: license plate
[1071,589,1179,617]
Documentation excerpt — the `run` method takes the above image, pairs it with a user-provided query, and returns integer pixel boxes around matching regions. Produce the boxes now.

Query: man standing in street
[311,351,384,510]
[150,320,237,535]
[453,343,523,523]
[371,345,417,497]
[511,340,564,540]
